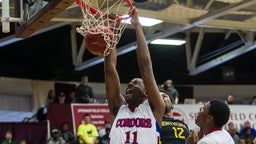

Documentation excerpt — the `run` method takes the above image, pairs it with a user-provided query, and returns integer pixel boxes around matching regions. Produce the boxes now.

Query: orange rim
[76,0,135,20]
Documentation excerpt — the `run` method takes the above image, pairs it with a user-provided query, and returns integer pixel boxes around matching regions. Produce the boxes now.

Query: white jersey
[198,128,234,144]
[109,99,161,144]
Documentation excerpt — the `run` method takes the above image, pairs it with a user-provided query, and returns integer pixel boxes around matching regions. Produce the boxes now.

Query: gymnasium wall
[0,77,255,113]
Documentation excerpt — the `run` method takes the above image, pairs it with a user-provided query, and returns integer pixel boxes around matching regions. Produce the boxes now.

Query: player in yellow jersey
[160,89,189,144]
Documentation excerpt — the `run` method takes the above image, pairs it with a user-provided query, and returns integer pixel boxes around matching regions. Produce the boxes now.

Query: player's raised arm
[104,46,125,117]
[131,9,165,124]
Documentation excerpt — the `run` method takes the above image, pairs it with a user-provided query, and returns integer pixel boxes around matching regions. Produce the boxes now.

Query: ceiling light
[122,16,163,27]
[150,39,186,46]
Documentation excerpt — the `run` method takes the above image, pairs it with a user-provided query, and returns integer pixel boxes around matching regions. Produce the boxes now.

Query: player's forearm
[104,47,117,72]
[104,48,121,93]
[104,44,122,115]
[135,25,152,75]
[104,48,120,89]
[130,9,152,73]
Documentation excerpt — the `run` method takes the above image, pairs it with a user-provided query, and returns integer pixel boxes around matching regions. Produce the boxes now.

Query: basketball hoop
[75,0,134,56]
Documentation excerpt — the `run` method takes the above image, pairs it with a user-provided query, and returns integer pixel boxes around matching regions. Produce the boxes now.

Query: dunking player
[104,8,165,144]
[159,89,189,144]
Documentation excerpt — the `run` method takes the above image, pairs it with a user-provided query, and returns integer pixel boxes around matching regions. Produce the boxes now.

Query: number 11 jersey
[109,99,161,144]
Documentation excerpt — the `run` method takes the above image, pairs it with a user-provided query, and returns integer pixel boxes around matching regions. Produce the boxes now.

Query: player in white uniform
[186,99,234,144]
[196,128,234,144]
[104,8,165,144]
[110,99,161,143]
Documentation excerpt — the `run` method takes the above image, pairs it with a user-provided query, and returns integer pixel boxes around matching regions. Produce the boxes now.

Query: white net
[76,0,134,56]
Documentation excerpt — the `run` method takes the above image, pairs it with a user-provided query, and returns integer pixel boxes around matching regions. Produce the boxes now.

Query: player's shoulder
[174,118,187,124]
[171,118,189,128]
[177,119,189,127]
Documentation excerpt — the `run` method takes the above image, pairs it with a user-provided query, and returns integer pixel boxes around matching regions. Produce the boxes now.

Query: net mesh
[76,0,134,56]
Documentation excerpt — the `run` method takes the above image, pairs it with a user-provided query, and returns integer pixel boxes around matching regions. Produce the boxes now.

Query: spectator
[75,76,94,103]
[239,138,246,144]
[1,130,17,144]
[54,92,67,104]
[59,122,75,144]
[36,106,47,121]
[224,94,234,104]
[77,113,98,144]
[185,99,234,144]
[98,120,111,139]
[36,89,55,121]
[240,127,254,144]
[98,127,110,144]
[251,96,256,105]
[47,129,65,144]
[162,79,180,104]
[227,121,240,144]
[46,89,56,105]
[18,139,26,144]
[69,91,76,103]
[160,89,189,144]
[239,120,256,137]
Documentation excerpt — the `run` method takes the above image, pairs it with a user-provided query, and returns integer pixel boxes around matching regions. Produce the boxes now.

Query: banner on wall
[71,104,256,134]
[173,104,256,131]
[71,104,111,136]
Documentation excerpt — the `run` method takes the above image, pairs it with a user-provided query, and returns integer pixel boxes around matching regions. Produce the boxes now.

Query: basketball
[85,26,114,56]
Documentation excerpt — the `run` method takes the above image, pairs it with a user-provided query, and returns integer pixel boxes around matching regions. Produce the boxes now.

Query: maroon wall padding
[47,104,73,133]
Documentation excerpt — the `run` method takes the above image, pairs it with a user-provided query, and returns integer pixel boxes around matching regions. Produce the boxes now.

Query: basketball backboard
[14,0,74,38]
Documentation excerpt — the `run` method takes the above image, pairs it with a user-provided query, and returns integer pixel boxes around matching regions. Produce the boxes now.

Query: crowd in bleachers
[46,114,111,144]
[227,120,256,144]
[0,118,111,144]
